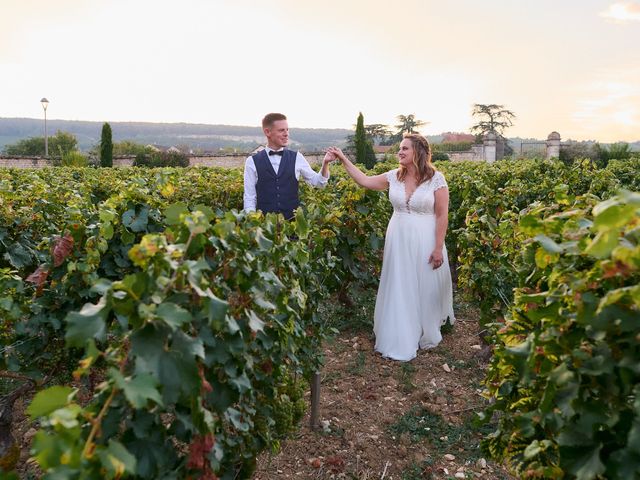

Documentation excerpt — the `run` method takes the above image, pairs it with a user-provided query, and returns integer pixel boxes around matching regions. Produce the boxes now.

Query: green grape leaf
[156,302,192,330]
[585,230,619,258]
[111,369,163,408]
[97,440,137,478]
[27,386,74,419]
[122,206,149,232]
[65,296,109,347]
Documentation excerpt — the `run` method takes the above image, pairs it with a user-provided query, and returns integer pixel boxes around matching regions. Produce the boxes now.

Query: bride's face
[398,139,415,167]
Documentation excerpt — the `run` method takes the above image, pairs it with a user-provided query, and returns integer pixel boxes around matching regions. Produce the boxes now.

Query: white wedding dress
[373,169,456,361]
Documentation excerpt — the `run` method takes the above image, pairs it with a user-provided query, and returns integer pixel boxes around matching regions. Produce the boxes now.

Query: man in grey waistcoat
[243,113,334,220]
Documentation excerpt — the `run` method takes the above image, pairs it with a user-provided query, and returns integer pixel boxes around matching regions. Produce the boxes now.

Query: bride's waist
[392,211,435,217]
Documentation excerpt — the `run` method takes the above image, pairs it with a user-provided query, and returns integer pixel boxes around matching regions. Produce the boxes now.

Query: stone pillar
[546,131,561,159]
[483,132,497,162]
[496,136,505,160]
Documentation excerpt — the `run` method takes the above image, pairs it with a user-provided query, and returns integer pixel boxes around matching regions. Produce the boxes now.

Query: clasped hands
[323,146,347,165]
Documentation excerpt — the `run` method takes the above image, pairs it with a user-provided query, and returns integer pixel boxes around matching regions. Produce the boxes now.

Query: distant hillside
[0,118,353,152]
[3,118,638,154]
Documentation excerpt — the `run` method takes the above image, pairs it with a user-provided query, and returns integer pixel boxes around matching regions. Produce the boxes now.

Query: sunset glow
[600,1,640,22]
[1,0,639,142]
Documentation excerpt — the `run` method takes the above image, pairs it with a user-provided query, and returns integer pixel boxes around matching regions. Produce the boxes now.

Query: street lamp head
[41,98,49,157]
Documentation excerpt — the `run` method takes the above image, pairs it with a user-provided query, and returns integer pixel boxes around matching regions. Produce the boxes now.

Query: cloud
[571,68,640,141]
[599,2,640,22]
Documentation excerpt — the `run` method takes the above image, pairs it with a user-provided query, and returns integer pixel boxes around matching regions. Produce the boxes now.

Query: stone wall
[0,156,52,168]
[0,134,561,167]
[113,156,135,167]
[446,145,485,162]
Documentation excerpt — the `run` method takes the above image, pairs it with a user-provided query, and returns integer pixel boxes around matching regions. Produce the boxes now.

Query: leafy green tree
[100,123,113,167]
[588,142,633,168]
[470,104,515,137]
[112,141,149,156]
[3,137,44,156]
[346,123,391,147]
[394,114,427,137]
[607,142,632,160]
[353,112,377,169]
[364,124,392,145]
[3,131,78,157]
[51,131,78,157]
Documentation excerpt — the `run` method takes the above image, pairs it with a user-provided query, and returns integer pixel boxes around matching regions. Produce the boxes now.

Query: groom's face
[264,120,289,149]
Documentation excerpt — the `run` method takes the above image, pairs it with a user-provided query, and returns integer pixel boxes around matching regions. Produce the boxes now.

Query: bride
[327,134,455,361]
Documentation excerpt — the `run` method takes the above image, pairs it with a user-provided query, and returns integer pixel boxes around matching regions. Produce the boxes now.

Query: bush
[50,150,88,167]
[431,152,450,161]
[593,142,633,168]
[133,151,190,167]
[559,141,598,165]
[60,151,88,167]
[482,191,640,479]
[433,142,473,152]
[23,207,330,479]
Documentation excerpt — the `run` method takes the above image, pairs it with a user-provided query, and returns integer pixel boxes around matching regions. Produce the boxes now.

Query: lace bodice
[385,169,448,214]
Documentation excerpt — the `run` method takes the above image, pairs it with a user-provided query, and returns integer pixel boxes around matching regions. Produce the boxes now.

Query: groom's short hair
[262,113,287,129]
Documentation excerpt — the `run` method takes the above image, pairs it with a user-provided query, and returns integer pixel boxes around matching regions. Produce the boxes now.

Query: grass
[347,351,367,376]
[321,369,343,384]
[441,318,455,336]
[435,348,472,371]
[451,291,476,319]
[401,461,435,480]
[389,406,496,463]
[319,284,377,334]
[396,362,417,393]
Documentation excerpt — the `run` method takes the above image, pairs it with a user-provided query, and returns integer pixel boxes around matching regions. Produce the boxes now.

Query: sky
[1,0,639,142]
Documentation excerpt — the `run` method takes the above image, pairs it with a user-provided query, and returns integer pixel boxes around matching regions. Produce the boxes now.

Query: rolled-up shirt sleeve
[296,152,328,188]
[243,156,258,212]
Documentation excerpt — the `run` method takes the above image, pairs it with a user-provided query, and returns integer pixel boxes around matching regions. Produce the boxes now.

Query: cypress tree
[354,112,377,169]
[100,122,113,167]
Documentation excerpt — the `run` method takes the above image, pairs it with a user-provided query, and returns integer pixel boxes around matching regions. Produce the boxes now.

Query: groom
[243,113,334,220]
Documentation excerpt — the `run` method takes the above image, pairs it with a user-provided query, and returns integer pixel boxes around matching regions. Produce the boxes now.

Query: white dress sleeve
[431,171,448,191]
[385,169,398,184]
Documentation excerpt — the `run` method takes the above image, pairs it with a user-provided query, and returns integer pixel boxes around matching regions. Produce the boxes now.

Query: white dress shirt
[243,147,329,212]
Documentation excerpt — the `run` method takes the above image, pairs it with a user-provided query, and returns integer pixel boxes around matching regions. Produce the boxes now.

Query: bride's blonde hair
[397,133,436,185]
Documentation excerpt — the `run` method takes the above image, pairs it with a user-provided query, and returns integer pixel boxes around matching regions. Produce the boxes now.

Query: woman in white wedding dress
[328,134,455,361]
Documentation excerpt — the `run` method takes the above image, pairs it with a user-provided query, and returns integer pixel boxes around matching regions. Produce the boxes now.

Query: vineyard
[0,157,639,479]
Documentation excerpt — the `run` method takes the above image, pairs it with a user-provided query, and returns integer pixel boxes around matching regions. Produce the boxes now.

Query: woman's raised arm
[327,147,388,191]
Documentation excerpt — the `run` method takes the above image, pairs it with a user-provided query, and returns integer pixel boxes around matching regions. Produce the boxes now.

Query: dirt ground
[253,292,514,480]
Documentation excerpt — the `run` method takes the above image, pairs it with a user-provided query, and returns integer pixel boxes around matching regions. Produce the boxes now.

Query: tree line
[348,104,516,168]
[4,105,637,169]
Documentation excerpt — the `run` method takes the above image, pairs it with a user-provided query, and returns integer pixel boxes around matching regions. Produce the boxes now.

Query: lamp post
[40,98,49,157]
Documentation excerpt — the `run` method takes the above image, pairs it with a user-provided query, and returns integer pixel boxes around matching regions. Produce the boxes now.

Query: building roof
[374,145,392,154]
